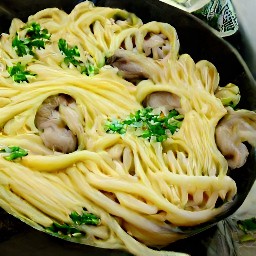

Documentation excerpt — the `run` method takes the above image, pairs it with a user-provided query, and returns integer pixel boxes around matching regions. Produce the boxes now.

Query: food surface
[0,1,256,256]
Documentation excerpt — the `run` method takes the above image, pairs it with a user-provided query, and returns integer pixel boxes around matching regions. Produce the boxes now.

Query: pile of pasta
[0,1,255,256]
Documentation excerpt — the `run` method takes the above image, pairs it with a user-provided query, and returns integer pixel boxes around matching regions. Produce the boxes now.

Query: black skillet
[0,0,255,255]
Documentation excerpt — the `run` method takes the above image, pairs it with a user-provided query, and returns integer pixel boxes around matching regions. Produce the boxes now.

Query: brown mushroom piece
[215,108,256,169]
[35,94,84,154]
[107,49,155,83]
[144,91,181,114]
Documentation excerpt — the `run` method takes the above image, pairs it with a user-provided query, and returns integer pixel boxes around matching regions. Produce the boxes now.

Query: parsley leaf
[70,211,100,226]
[12,22,51,57]
[26,22,51,41]
[58,38,99,76]
[12,35,32,56]
[46,222,84,238]
[81,63,99,76]
[58,38,81,67]
[46,210,100,238]
[0,146,28,161]
[7,63,36,83]
[105,119,126,134]
[105,108,184,142]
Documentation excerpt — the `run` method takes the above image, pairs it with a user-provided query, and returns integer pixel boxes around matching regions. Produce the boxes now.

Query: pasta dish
[0,2,256,255]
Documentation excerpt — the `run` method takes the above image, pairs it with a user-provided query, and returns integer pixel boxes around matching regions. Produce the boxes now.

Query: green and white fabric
[159,0,239,37]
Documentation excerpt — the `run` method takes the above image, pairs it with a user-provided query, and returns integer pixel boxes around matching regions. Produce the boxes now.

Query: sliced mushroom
[107,49,151,83]
[40,126,77,154]
[35,94,83,154]
[144,91,181,114]
[215,108,256,169]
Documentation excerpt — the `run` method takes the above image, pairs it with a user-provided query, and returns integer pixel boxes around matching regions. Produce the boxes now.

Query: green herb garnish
[12,35,32,56]
[70,211,101,226]
[58,38,81,67]
[46,210,100,238]
[12,22,51,57]
[81,63,99,76]
[0,146,28,161]
[105,108,183,142]
[46,222,84,238]
[26,22,51,41]
[7,62,36,83]
[58,38,99,76]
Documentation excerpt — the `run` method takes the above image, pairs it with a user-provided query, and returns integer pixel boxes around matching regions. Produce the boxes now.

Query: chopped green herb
[26,22,51,41]
[12,35,32,56]
[46,222,84,238]
[46,210,100,238]
[81,63,99,77]
[105,108,183,142]
[0,146,28,161]
[70,211,100,226]
[12,22,51,57]
[58,38,99,76]
[58,38,81,67]
[7,62,36,83]
[106,119,126,134]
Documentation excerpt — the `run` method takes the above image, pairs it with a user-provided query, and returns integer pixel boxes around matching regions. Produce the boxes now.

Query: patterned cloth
[193,0,238,37]
[160,0,239,37]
